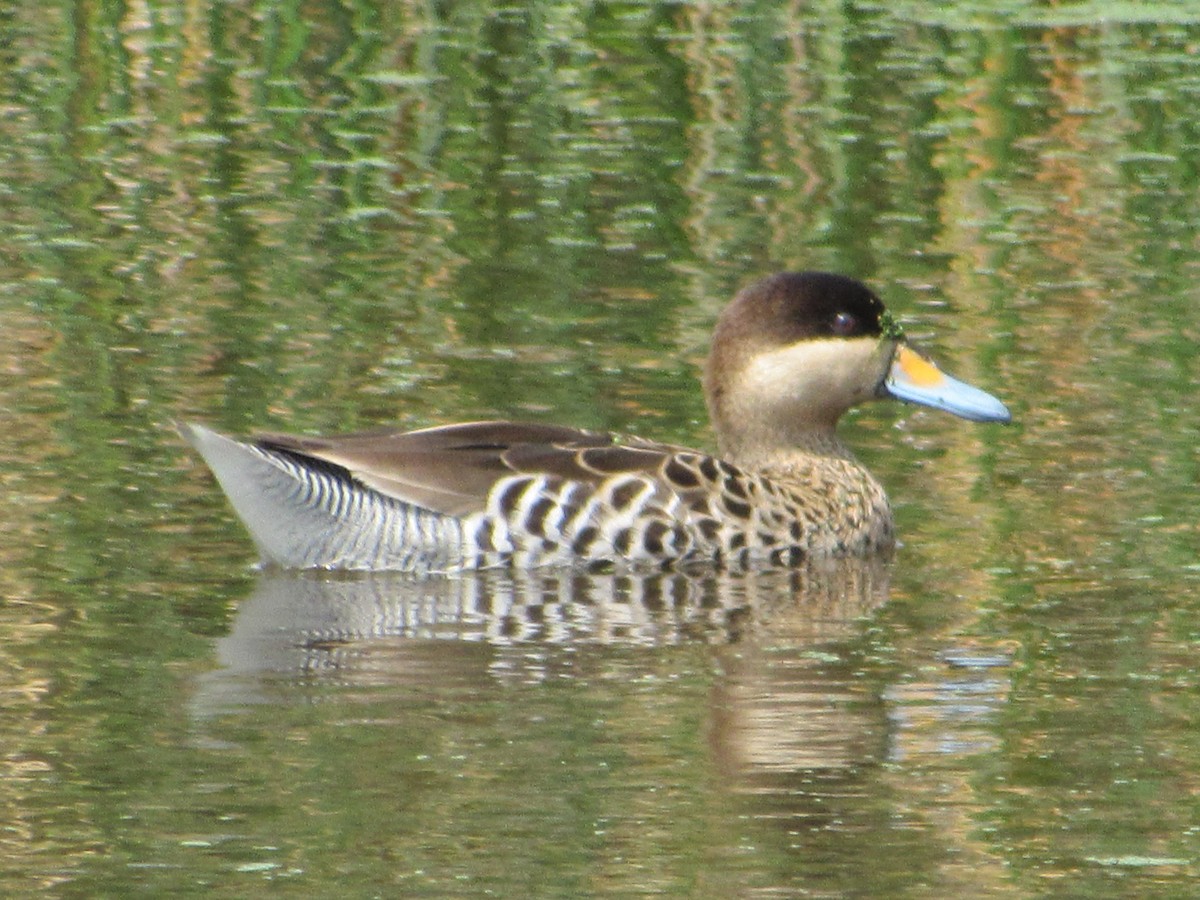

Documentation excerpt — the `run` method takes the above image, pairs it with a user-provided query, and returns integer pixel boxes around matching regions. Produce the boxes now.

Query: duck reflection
[195,558,890,778]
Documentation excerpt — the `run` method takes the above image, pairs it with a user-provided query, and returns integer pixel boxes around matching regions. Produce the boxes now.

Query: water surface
[3,3,1200,896]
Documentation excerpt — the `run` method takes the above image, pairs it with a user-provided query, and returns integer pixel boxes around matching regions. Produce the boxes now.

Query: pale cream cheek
[737,338,885,416]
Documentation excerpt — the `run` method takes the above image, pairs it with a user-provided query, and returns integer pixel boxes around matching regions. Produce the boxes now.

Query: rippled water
[4,3,1200,896]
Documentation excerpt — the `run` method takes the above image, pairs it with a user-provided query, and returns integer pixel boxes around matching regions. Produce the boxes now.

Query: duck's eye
[831,311,858,336]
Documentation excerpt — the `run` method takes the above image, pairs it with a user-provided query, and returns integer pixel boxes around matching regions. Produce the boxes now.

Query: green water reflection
[4,1,1200,896]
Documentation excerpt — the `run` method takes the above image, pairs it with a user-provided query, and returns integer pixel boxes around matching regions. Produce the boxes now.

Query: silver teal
[179,271,1009,573]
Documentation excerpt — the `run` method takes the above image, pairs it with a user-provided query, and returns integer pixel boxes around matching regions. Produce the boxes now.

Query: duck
[179,271,1010,573]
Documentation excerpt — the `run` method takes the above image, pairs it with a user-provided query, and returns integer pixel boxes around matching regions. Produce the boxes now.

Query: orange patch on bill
[897,346,946,387]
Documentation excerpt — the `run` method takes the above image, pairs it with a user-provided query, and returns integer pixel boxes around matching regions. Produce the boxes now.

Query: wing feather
[252,421,703,518]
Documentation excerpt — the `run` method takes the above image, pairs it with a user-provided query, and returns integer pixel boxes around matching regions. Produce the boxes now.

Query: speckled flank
[430,448,889,572]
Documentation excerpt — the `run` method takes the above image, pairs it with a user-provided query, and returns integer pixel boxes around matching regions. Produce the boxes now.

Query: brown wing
[253,420,696,518]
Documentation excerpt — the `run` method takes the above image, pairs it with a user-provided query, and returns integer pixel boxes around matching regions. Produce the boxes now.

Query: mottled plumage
[180,272,1010,573]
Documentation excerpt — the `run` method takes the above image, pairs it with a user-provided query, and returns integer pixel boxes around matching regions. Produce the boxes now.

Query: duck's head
[704,272,1010,460]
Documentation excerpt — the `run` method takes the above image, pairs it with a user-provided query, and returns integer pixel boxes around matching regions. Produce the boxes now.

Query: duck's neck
[716,425,859,471]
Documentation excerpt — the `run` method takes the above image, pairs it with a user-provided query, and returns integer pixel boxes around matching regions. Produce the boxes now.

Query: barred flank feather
[179,423,465,571]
